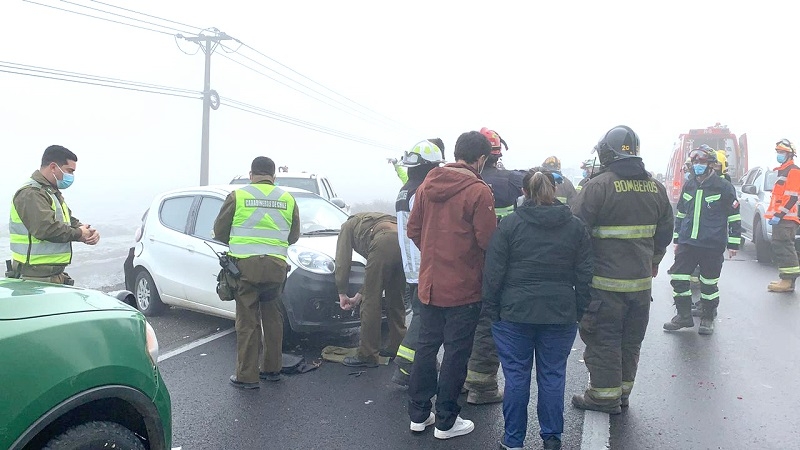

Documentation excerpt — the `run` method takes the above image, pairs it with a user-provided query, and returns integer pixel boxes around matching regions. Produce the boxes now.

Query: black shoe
[663,314,694,331]
[543,436,562,450]
[259,371,283,382]
[379,348,395,359]
[229,375,259,389]
[342,356,378,368]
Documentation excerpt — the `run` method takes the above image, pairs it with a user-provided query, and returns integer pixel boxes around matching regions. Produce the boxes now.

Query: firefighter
[478,128,524,221]
[392,140,445,386]
[389,138,445,184]
[542,156,578,204]
[461,127,522,405]
[664,147,741,335]
[577,158,603,191]
[570,125,673,414]
[765,139,800,293]
[714,149,732,182]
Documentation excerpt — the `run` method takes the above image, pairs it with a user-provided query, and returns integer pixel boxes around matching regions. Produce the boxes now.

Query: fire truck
[664,123,748,207]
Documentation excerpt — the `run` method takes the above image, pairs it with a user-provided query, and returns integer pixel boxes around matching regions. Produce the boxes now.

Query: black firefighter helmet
[594,125,640,166]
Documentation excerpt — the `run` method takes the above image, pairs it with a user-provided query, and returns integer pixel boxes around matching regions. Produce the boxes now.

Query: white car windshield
[293,192,349,234]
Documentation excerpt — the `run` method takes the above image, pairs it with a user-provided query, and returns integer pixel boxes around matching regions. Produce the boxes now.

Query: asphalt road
[147,243,799,450]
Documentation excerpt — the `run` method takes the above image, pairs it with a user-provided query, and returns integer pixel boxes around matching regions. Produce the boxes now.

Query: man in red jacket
[406,130,497,440]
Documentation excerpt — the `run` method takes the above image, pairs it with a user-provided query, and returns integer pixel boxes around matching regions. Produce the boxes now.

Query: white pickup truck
[230,172,349,212]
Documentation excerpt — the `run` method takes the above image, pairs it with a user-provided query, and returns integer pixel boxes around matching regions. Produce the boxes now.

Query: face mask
[692,164,707,176]
[55,165,74,189]
[777,153,788,164]
[582,170,590,179]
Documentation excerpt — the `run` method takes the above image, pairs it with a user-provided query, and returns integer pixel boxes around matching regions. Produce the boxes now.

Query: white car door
[184,195,236,315]
[146,195,197,302]
[739,168,760,236]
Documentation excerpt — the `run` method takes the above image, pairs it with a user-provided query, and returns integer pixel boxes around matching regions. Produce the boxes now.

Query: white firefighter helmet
[399,140,444,167]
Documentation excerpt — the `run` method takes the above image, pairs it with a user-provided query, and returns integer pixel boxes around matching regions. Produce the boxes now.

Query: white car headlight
[288,246,335,274]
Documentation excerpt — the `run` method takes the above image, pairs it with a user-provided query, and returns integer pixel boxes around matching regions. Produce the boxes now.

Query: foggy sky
[2,0,798,228]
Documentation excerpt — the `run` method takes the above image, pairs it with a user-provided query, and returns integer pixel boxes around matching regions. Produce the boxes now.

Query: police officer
[664,147,741,335]
[765,139,800,293]
[213,156,300,389]
[462,127,523,405]
[542,156,578,204]
[392,140,445,386]
[570,126,673,413]
[335,212,406,368]
[9,145,99,284]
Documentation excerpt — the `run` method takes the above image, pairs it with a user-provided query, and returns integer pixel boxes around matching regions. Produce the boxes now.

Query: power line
[56,0,196,34]
[220,97,401,151]
[0,61,199,94]
[22,0,176,35]
[215,51,395,128]
[0,63,201,99]
[220,43,395,126]
[238,42,418,133]
[87,0,204,32]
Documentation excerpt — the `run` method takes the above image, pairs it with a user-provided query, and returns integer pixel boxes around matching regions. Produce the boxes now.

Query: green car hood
[0,278,134,320]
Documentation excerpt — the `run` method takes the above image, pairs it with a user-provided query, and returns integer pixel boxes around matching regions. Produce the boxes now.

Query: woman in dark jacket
[483,170,592,450]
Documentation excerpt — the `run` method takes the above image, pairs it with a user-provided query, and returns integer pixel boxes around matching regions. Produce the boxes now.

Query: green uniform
[335,212,406,364]
[8,171,83,284]
[213,178,300,384]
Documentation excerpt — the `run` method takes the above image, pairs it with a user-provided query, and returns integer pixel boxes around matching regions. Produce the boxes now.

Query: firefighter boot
[663,297,694,331]
[691,300,702,317]
[768,278,795,293]
[467,386,504,405]
[571,392,622,415]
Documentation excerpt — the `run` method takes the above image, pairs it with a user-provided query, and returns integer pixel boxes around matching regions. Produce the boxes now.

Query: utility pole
[179,29,232,185]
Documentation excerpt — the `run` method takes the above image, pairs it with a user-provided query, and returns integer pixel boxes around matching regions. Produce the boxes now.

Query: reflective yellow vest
[9,179,72,265]
[228,184,295,261]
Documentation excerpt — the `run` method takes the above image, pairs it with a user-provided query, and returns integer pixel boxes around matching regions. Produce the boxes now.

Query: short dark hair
[427,138,445,153]
[454,131,491,164]
[251,156,276,176]
[41,145,77,167]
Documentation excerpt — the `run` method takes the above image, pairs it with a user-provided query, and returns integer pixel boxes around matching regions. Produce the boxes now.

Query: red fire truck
[664,123,748,207]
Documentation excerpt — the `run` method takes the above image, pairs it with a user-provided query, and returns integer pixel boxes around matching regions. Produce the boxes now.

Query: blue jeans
[492,321,578,448]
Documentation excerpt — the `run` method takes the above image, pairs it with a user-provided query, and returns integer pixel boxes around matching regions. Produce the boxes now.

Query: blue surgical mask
[582,170,590,178]
[777,153,789,164]
[692,164,707,176]
[56,165,74,189]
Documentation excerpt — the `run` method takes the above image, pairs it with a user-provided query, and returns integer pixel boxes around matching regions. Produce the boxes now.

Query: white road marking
[580,410,611,450]
[158,328,235,362]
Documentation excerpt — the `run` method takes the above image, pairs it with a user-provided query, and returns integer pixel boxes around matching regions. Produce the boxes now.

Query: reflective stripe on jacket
[674,173,742,250]
[228,184,295,260]
[766,160,800,224]
[570,161,674,293]
[9,179,72,265]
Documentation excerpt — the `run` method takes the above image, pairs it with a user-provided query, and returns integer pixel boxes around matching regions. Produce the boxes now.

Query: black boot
[698,303,717,335]
[664,297,694,331]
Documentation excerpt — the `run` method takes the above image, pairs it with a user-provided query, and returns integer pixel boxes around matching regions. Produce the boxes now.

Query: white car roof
[156,184,316,199]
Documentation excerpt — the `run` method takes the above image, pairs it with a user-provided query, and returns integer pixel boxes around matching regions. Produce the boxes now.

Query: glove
[769,216,781,226]
[386,157,398,165]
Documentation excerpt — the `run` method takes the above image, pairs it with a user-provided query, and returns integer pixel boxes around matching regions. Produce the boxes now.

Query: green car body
[0,278,171,450]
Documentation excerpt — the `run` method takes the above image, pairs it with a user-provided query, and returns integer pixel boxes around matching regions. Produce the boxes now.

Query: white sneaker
[410,412,435,432]
[433,416,474,439]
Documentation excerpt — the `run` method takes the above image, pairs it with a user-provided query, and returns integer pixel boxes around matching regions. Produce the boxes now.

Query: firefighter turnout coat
[674,173,742,250]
